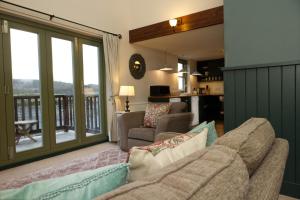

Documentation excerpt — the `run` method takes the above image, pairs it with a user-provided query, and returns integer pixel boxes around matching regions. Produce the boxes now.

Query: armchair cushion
[144,103,170,128]
[169,102,187,113]
[155,112,193,134]
[128,128,155,142]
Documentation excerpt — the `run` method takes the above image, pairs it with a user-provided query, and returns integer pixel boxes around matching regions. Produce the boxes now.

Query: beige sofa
[97,118,289,200]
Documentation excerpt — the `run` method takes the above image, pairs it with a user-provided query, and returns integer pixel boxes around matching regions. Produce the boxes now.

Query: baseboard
[281,181,300,199]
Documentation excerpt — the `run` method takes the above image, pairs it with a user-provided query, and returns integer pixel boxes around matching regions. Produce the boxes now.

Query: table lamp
[119,86,135,112]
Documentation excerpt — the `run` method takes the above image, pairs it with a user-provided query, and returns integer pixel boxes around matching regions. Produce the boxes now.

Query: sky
[10,28,100,86]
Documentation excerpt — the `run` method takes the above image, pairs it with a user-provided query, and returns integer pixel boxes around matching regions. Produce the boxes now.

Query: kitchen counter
[148,94,224,124]
[149,93,223,99]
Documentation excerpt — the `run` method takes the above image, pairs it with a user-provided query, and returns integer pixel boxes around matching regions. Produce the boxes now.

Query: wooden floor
[279,195,298,200]
[215,120,225,136]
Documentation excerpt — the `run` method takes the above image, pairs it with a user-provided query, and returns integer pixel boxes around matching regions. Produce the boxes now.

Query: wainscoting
[223,60,300,198]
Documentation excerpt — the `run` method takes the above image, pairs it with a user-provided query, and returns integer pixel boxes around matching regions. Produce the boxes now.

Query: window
[178,59,188,92]
[0,17,106,166]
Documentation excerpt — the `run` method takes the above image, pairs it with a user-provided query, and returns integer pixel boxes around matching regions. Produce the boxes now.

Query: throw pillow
[0,163,129,200]
[144,103,170,128]
[128,128,208,181]
[191,121,207,130]
[189,120,218,146]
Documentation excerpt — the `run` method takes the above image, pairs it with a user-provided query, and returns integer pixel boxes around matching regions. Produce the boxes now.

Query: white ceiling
[135,24,224,61]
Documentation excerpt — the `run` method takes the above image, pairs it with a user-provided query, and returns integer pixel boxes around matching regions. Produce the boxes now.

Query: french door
[3,22,51,161]
[46,33,81,151]
[0,21,7,162]
[0,16,107,166]
[78,39,106,144]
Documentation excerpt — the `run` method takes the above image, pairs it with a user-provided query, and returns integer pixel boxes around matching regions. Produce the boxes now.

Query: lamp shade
[119,86,135,96]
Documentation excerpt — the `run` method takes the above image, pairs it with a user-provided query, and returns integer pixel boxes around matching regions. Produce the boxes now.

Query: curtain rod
[0,0,122,39]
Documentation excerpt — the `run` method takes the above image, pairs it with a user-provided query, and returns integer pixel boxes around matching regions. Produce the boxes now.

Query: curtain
[103,33,120,142]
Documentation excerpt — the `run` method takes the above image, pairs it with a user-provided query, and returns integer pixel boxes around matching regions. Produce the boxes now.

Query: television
[150,85,170,96]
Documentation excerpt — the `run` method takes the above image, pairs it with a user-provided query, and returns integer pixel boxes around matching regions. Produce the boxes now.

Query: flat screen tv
[150,85,170,96]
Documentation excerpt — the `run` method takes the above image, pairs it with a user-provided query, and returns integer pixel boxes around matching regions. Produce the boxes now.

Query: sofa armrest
[118,111,145,151]
[155,112,194,135]
[246,138,289,200]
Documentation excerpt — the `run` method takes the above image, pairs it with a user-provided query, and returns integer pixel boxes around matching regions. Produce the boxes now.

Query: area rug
[0,147,128,190]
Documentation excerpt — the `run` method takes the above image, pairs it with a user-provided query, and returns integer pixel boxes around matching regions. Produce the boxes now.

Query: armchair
[118,102,193,151]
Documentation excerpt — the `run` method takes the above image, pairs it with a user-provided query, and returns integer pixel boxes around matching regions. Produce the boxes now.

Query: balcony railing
[14,95,100,134]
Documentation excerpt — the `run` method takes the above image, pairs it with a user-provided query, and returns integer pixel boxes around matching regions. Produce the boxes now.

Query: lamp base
[125,96,130,112]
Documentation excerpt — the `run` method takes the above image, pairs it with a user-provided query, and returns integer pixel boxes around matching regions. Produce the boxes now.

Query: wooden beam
[129,6,223,43]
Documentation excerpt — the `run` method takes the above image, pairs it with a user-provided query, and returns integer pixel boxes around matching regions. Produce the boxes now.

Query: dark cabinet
[197,58,224,82]
[199,95,224,122]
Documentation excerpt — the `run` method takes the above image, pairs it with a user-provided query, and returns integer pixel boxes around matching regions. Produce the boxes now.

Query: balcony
[14,95,101,152]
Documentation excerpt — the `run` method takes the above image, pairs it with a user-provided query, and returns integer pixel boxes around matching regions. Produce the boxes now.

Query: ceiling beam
[129,6,223,43]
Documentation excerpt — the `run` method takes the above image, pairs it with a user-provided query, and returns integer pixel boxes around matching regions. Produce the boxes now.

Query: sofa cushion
[0,163,129,200]
[127,128,208,182]
[128,128,155,142]
[96,145,249,200]
[144,103,170,128]
[215,118,275,176]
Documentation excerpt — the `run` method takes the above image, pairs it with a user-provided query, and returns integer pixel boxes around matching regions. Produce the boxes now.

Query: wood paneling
[224,71,235,132]
[257,68,269,118]
[235,70,246,125]
[129,6,223,43]
[245,69,257,118]
[223,61,300,198]
[282,66,296,183]
[269,67,282,137]
[296,65,300,183]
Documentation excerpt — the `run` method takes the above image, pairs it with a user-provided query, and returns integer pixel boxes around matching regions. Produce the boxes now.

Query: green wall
[224,0,300,198]
[224,0,300,67]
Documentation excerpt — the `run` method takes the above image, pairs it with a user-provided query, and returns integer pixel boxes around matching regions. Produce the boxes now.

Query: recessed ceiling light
[191,71,203,76]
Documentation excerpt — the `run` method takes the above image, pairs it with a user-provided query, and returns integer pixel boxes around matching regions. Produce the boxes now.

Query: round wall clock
[129,54,146,79]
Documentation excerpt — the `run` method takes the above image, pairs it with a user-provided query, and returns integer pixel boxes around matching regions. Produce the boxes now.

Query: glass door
[3,21,50,160]
[79,40,106,143]
[46,33,80,150]
[0,17,107,166]
[0,20,7,162]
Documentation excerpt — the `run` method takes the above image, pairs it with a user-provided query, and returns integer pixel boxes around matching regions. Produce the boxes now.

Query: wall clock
[129,54,146,79]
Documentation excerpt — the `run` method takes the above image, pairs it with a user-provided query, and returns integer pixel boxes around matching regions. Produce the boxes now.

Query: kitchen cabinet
[199,95,224,122]
[197,58,224,82]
